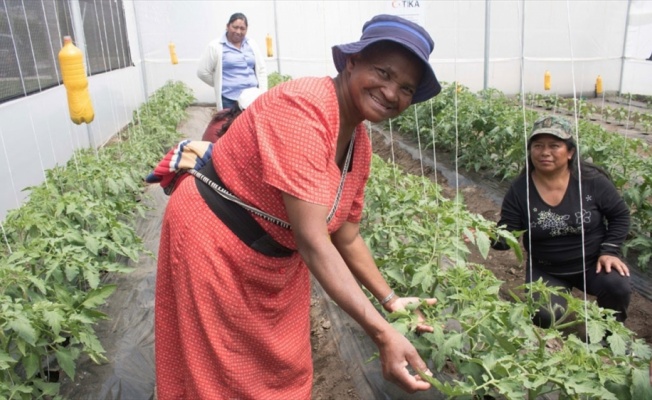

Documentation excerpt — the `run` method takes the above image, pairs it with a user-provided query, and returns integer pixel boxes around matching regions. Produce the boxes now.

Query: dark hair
[523,136,611,180]
[202,107,243,142]
[216,107,242,138]
[227,13,248,27]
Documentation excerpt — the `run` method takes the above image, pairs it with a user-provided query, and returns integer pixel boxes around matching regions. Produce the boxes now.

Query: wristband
[379,290,395,306]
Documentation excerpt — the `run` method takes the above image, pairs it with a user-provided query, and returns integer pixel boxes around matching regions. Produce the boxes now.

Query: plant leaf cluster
[0,81,193,398]
[392,82,652,271]
[361,155,652,399]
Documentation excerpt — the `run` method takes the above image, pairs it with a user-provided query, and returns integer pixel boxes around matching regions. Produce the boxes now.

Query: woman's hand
[596,255,630,277]
[375,328,433,393]
[384,296,437,333]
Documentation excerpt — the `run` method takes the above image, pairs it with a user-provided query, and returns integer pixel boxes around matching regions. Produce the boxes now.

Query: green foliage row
[0,81,193,399]
[362,155,652,399]
[392,82,652,270]
[267,71,293,89]
[524,93,652,132]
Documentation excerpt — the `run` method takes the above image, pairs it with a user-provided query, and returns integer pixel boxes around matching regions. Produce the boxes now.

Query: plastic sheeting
[57,107,213,399]
[312,285,451,400]
[57,187,160,399]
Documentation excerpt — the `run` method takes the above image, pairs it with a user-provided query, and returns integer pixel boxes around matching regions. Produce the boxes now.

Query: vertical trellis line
[3,0,27,95]
[20,0,43,91]
[453,1,461,265]
[108,0,131,127]
[94,0,121,145]
[519,0,535,305]
[388,118,398,187]
[42,0,61,78]
[413,105,426,195]
[0,221,11,255]
[27,114,49,188]
[50,0,81,174]
[429,98,439,207]
[564,0,590,345]
[0,127,19,208]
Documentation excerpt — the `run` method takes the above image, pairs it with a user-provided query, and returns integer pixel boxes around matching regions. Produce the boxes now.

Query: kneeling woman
[492,115,632,328]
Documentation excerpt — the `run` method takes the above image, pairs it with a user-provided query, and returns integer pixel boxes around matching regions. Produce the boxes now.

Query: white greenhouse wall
[0,0,651,220]
[132,0,651,103]
[0,66,145,220]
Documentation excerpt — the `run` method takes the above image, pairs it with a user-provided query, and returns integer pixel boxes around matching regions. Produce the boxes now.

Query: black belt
[194,162,295,258]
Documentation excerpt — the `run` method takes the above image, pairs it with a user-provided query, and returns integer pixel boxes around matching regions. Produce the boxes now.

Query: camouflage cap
[529,115,573,141]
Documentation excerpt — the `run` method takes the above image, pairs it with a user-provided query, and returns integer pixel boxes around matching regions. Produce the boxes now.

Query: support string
[412,104,426,195]
[564,0,590,346]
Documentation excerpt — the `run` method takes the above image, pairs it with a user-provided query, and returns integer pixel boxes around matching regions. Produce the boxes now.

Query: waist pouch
[194,162,295,258]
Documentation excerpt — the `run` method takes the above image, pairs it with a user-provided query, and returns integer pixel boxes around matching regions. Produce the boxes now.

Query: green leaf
[108,178,121,194]
[8,384,33,395]
[32,379,61,395]
[85,268,100,289]
[474,230,491,259]
[8,315,37,346]
[84,236,100,255]
[42,309,64,336]
[55,348,76,380]
[65,230,85,245]
[586,319,607,344]
[80,285,116,309]
[384,267,406,287]
[0,351,17,370]
[28,276,47,295]
[23,352,40,379]
[79,331,107,363]
[632,367,652,400]
[64,263,80,283]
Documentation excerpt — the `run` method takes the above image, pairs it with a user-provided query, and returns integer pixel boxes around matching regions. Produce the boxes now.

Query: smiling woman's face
[226,18,247,46]
[346,41,423,123]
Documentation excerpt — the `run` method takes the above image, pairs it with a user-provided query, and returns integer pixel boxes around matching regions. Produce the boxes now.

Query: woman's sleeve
[595,175,630,257]
[197,41,218,87]
[250,39,268,92]
[492,181,526,250]
[254,85,337,206]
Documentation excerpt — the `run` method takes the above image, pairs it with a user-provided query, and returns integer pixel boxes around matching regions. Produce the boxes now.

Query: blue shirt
[220,33,259,101]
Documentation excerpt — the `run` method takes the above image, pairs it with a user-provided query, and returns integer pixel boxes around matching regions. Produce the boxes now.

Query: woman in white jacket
[197,13,267,111]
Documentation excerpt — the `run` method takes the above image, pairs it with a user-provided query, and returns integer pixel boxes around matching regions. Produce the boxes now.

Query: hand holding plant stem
[384,296,437,333]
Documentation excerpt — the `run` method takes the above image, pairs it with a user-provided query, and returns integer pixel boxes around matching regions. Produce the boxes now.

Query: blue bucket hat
[332,14,441,104]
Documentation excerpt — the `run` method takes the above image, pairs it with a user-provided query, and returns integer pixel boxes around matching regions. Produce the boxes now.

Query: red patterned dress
[155,77,372,399]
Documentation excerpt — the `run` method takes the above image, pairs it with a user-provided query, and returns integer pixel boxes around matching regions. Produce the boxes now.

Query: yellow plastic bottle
[58,36,94,124]
[168,42,178,65]
[266,33,273,57]
[595,75,603,96]
[544,70,551,91]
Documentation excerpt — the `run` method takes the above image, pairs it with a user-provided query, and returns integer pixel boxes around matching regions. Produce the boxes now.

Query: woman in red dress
[155,14,442,399]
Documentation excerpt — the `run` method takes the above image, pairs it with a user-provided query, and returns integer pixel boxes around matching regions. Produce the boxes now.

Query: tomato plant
[0,81,194,398]
[362,155,652,399]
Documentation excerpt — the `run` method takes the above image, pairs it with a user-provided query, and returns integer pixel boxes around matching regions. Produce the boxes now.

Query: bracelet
[379,290,395,306]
